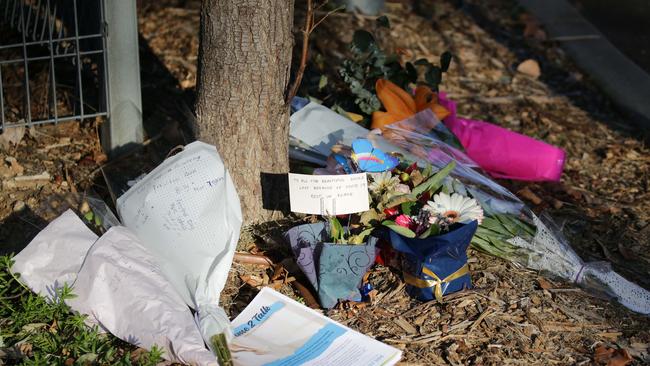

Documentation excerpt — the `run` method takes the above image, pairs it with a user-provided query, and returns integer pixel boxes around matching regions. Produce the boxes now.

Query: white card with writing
[288,173,369,215]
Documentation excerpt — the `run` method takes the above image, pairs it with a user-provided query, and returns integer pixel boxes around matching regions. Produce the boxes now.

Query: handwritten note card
[288,173,369,215]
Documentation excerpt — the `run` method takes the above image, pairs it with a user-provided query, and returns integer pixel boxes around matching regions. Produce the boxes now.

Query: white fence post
[102,0,143,155]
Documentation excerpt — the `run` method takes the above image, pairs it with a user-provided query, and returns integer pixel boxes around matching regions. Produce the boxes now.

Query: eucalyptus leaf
[425,66,442,89]
[410,169,424,187]
[382,220,416,238]
[440,51,452,72]
[422,163,433,179]
[376,15,390,28]
[359,209,382,226]
[352,30,375,52]
[318,75,328,90]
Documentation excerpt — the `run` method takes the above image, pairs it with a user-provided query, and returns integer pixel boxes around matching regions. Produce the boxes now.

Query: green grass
[0,255,165,365]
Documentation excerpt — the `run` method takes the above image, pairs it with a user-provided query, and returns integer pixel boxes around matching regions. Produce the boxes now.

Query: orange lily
[371,79,450,130]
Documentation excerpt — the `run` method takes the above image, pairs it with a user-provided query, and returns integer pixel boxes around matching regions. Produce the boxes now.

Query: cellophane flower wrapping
[380,109,650,315]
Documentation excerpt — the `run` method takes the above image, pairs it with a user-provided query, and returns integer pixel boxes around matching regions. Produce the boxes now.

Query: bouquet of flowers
[380,109,650,314]
[285,212,378,309]
[363,161,482,301]
[289,96,649,314]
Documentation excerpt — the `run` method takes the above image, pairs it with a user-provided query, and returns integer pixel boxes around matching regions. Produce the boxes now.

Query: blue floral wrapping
[285,223,377,309]
[389,221,478,302]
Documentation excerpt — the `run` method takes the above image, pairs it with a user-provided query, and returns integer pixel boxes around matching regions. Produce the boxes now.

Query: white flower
[369,171,399,194]
[423,192,484,224]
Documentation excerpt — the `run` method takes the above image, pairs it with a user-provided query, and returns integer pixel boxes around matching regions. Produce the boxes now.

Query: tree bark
[195,0,294,223]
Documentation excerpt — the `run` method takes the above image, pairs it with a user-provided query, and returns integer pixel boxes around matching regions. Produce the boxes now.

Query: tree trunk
[195,0,294,223]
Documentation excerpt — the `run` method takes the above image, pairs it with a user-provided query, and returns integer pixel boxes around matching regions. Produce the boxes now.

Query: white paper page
[288,173,369,215]
[289,103,420,165]
[12,210,98,299]
[230,287,401,366]
[289,103,371,158]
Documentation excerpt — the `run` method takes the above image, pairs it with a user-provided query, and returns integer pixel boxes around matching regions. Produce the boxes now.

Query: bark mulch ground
[1,0,648,364]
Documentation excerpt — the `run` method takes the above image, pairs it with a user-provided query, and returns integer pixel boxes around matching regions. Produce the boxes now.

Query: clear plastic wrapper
[380,109,650,314]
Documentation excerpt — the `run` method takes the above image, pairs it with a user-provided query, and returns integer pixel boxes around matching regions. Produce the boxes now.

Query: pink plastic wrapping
[437,93,565,181]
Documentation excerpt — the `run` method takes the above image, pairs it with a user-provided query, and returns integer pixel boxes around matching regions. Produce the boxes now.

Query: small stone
[13,200,26,212]
[517,59,541,78]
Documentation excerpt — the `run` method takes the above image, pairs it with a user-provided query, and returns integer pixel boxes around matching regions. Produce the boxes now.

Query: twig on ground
[233,252,274,267]
[292,280,320,309]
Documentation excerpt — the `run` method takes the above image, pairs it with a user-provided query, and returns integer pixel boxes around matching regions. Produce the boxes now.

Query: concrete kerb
[519,0,650,133]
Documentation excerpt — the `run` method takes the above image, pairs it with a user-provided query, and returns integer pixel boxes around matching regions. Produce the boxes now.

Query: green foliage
[418,222,440,239]
[327,216,374,245]
[328,216,345,243]
[470,214,536,261]
[337,19,453,115]
[0,255,166,365]
[339,29,410,115]
[381,220,416,238]
[411,161,456,197]
[210,334,233,366]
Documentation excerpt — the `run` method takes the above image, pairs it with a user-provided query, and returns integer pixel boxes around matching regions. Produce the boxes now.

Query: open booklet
[230,287,402,366]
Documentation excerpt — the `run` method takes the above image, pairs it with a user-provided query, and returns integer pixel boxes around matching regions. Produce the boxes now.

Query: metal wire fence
[0,0,110,132]
[1,0,143,156]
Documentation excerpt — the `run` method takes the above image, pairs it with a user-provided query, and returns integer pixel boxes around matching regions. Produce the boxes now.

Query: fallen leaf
[5,157,24,176]
[520,13,547,41]
[0,125,26,149]
[93,151,108,165]
[594,345,633,366]
[517,187,543,205]
[537,277,553,290]
[517,59,541,79]
[617,241,635,260]
[627,342,649,359]
[271,264,287,281]
[17,342,33,357]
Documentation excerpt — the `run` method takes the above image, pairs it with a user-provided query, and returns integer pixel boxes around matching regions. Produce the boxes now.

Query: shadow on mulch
[93,33,197,200]
[455,0,649,142]
[0,207,48,256]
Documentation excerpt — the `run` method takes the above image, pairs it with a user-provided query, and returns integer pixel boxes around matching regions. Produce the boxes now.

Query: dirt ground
[1,0,649,364]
